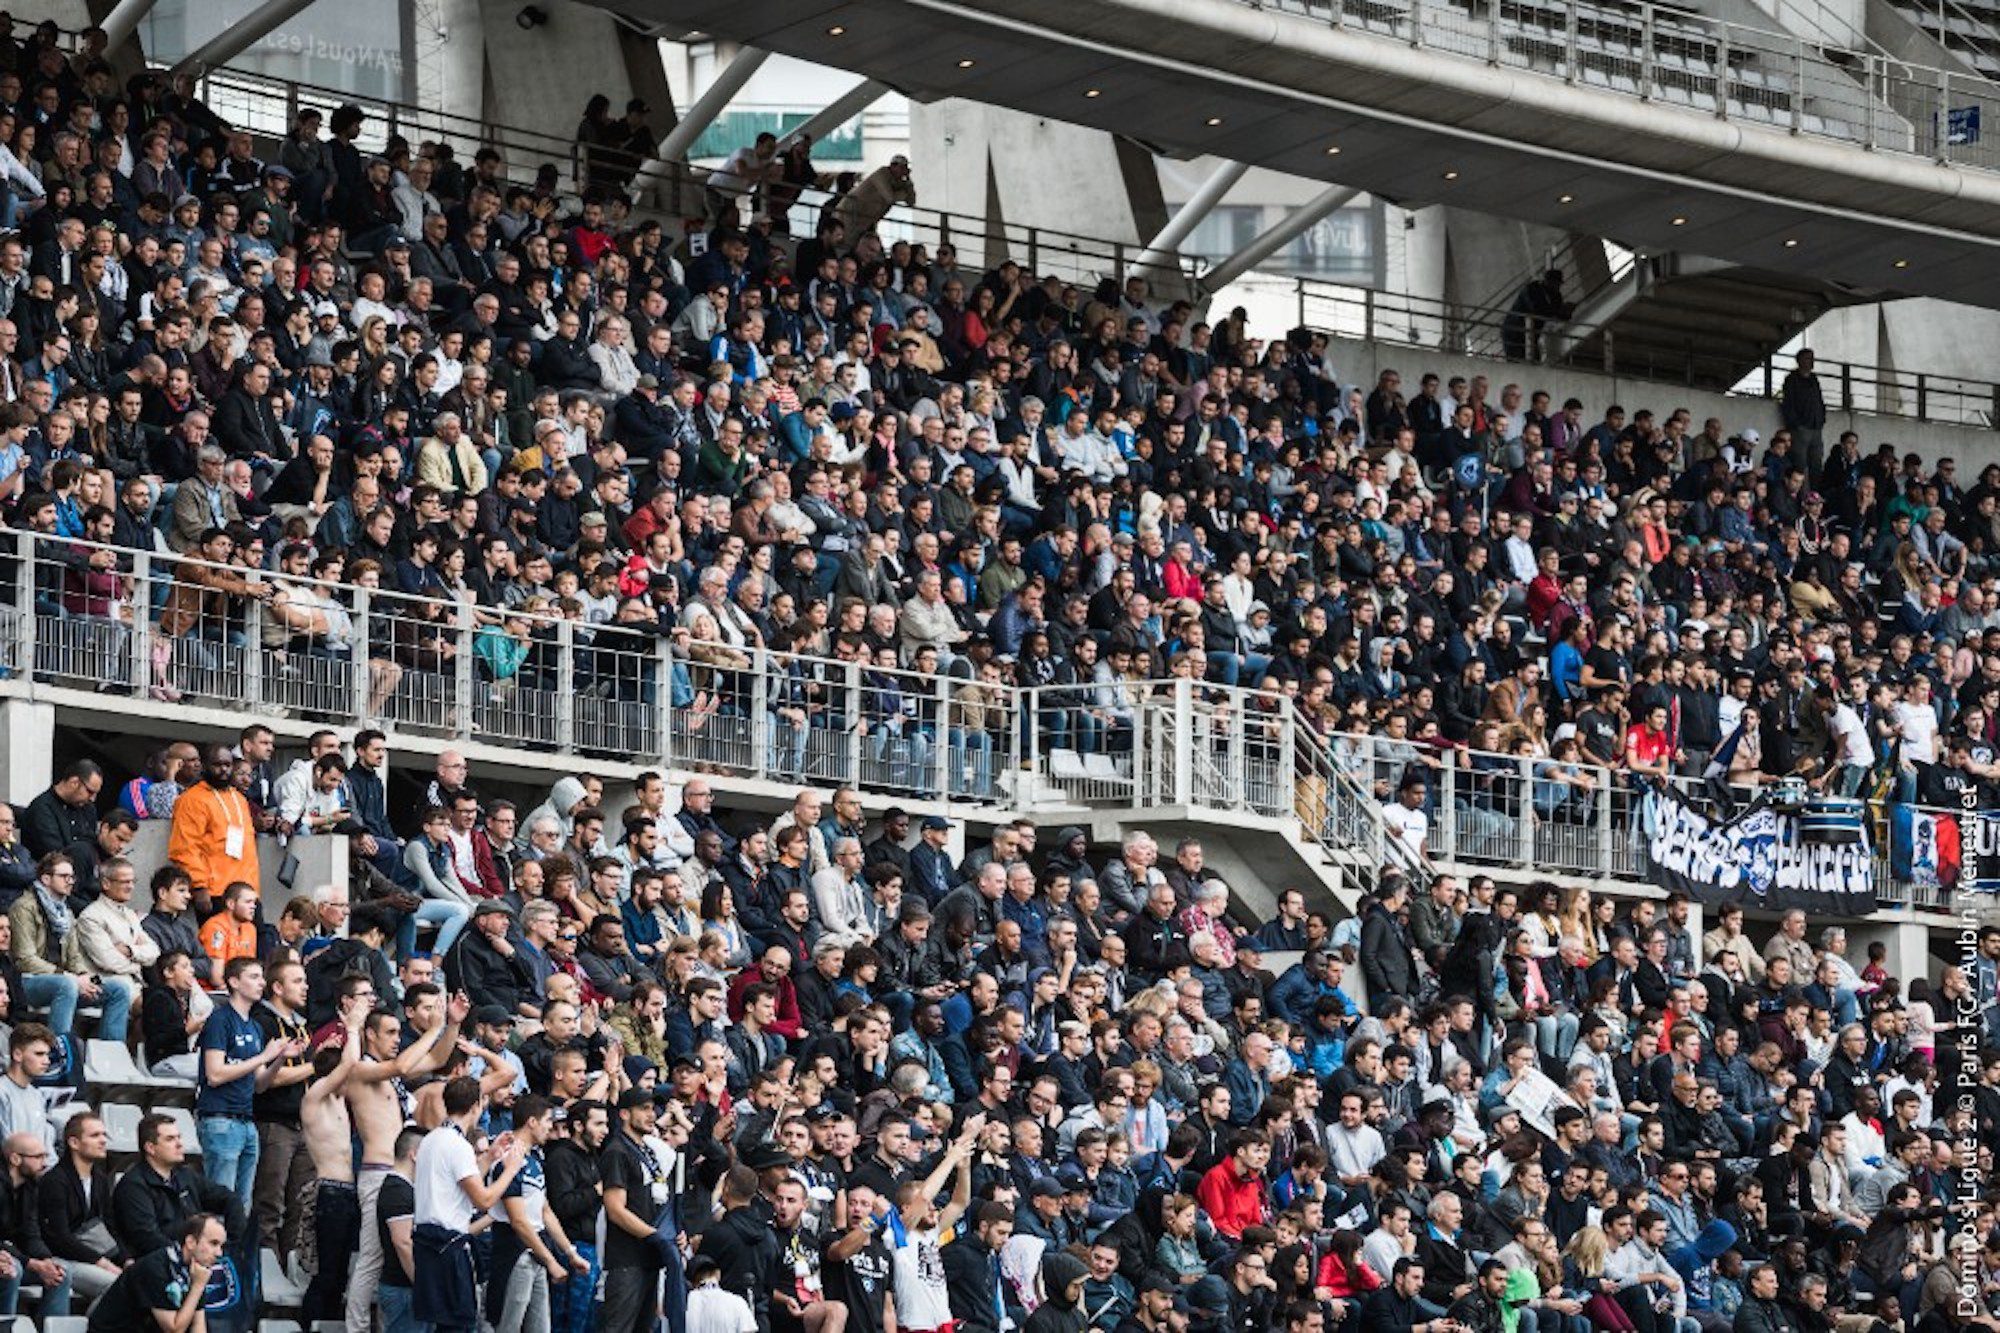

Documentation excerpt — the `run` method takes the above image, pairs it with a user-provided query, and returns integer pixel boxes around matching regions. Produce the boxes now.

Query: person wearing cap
[347,154,403,255]
[599,1087,676,1333]
[457,899,536,1018]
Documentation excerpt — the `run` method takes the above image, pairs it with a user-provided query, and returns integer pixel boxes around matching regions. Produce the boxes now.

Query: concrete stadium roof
[603,0,2000,307]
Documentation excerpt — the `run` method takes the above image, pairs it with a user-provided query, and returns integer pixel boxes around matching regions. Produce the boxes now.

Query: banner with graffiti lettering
[1904,807,2000,893]
[1640,785,1874,914]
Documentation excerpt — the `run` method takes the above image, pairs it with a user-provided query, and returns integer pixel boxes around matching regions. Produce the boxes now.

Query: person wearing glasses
[8,851,132,1042]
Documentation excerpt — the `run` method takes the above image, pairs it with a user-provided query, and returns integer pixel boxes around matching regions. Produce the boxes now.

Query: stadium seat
[102,1102,140,1154]
[47,1097,91,1138]
[41,1317,88,1333]
[262,1250,306,1310]
[85,1037,189,1091]
[163,1106,202,1157]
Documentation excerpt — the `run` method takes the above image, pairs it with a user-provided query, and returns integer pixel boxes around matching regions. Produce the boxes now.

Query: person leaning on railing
[151,525,272,701]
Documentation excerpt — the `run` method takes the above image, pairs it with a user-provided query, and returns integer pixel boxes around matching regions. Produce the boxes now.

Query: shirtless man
[300,985,370,1322]
[345,986,467,1333]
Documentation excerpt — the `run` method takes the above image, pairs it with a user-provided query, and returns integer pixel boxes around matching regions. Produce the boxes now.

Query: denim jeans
[0,1250,19,1320]
[92,976,133,1042]
[770,717,809,779]
[949,727,994,796]
[199,1115,261,1210]
[380,1282,428,1333]
[17,971,79,1034]
[397,899,471,961]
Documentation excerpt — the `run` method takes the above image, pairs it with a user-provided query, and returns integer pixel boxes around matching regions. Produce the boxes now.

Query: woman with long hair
[699,879,753,971]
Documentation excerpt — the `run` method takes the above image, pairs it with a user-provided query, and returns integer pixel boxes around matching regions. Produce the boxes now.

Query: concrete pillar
[1199,185,1360,294]
[98,0,158,50]
[644,45,770,175]
[1847,914,1935,993]
[1133,159,1249,273]
[781,79,888,151]
[909,100,1166,277]
[0,698,54,807]
[168,0,320,76]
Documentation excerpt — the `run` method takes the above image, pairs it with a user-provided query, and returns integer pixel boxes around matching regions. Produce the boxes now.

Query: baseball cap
[921,815,951,831]
[469,1003,514,1027]
[312,300,340,319]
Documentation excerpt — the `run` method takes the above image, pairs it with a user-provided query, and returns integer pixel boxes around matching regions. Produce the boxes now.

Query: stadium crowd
[0,14,1992,1333]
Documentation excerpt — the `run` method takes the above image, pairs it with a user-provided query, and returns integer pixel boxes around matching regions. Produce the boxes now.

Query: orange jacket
[168,782,260,897]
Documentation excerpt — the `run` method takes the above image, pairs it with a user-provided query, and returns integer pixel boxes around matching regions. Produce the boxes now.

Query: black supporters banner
[1640,785,1875,915]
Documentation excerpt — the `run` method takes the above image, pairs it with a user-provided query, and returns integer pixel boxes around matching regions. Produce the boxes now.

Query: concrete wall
[122,822,347,916]
[1804,298,2000,421]
[908,100,1166,276]
[1317,328,2000,469]
[477,0,641,148]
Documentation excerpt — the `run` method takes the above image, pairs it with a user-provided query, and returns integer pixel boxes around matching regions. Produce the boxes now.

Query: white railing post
[750,651,771,783]
[350,588,371,726]
[243,596,264,707]
[555,619,575,752]
[15,531,34,676]
[128,549,151,695]
[656,636,676,771]
[1172,680,1194,806]
[1517,755,1535,865]
[453,599,476,739]
[933,673,953,800]
[1439,752,1459,862]
[1279,696,1298,827]
[845,659,865,787]
[1595,769,1615,874]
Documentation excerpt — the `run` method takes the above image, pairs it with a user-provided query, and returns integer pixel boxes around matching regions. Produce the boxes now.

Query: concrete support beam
[98,0,158,51]
[168,0,319,77]
[0,698,53,807]
[1199,184,1359,295]
[782,79,888,151]
[1133,159,1248,273]
[643,45,770,177]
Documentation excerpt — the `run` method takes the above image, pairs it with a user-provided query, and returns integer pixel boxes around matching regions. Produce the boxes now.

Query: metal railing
[1292,276,2000,425]
[0,527,1951,915]
[1330,730,1953,910]
[1247,0,2000,169]
[184,62,1198,289]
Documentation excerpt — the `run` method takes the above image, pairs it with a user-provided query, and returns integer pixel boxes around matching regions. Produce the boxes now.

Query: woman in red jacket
[1315,1228,1384,1302]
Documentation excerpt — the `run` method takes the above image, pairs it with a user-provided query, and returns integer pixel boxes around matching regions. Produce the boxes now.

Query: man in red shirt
[1196,1127,1272,1240]
[1624,702,1680,780]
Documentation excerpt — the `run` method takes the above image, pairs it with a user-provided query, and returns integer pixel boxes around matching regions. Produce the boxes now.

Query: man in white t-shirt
[1893,675,1939,785]
[1828,697,1875,796]
[1380,774,1432,868]
[1325,1089,1388,1188]
[413,1075,527,1332]
[887,1112,985,1333]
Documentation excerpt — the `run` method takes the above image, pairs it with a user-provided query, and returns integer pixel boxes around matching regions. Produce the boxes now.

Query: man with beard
[544,1098,609,1333]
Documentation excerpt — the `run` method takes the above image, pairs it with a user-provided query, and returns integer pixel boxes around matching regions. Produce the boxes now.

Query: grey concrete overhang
[595,0,2000,306]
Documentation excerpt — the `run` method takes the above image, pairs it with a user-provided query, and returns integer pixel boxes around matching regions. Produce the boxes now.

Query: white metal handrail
[0,529,1952,910]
